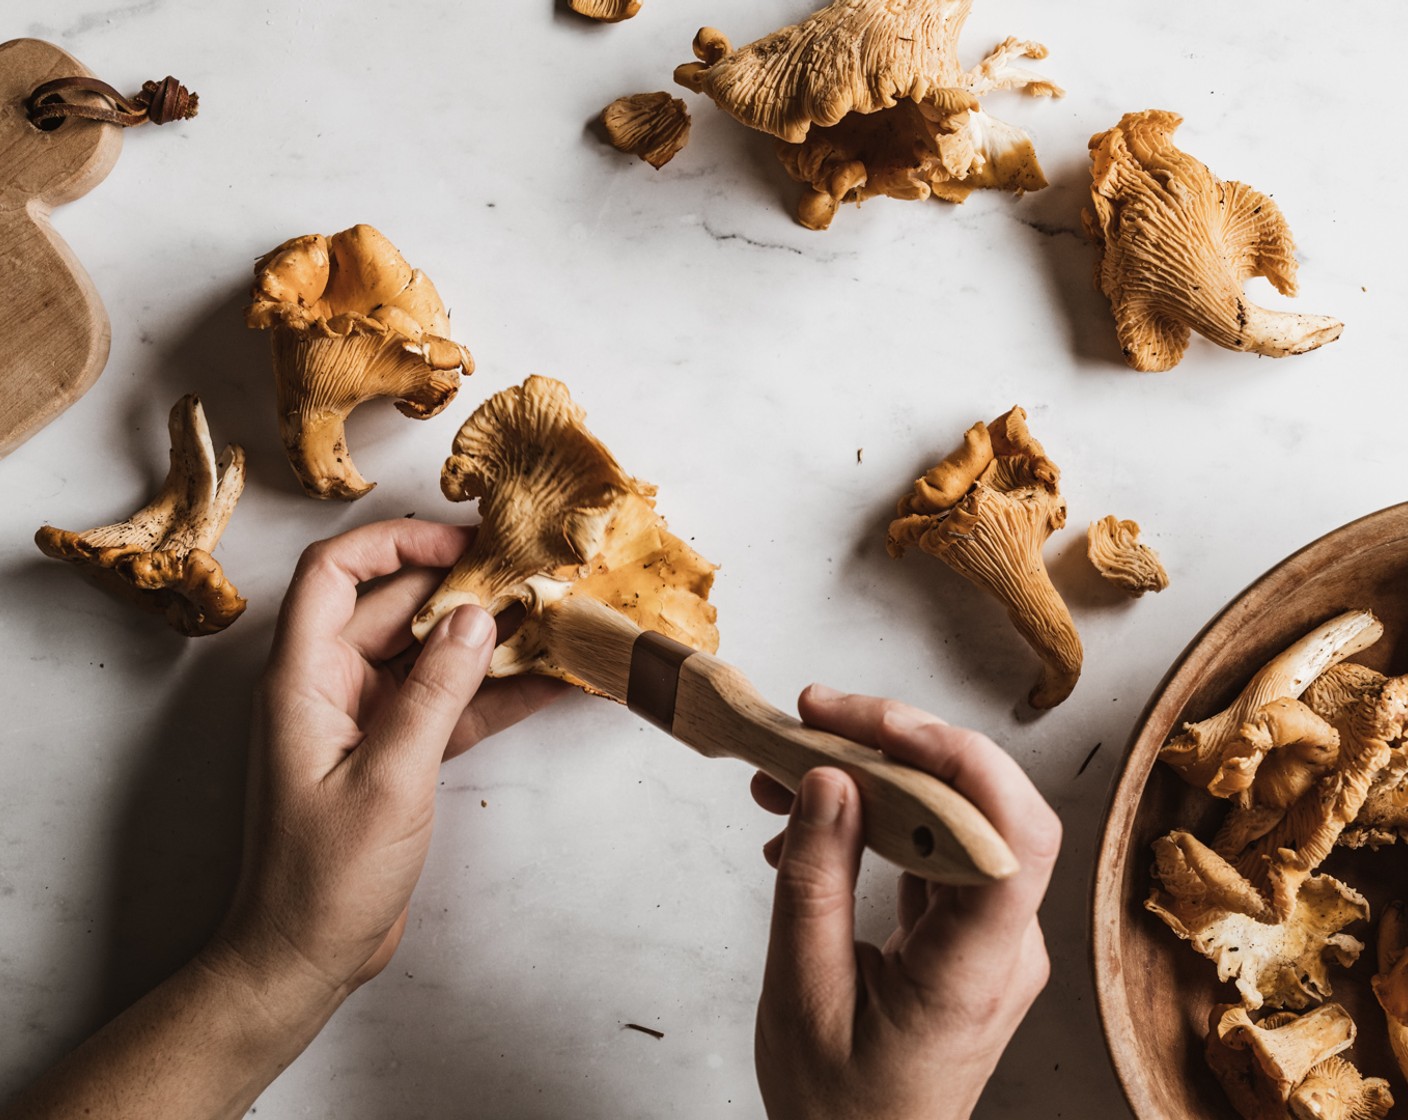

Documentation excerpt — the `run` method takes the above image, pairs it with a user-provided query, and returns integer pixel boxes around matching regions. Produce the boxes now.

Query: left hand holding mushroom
[2,519,563,1119]
[215,519,565,996]
[751,687,1060,1120]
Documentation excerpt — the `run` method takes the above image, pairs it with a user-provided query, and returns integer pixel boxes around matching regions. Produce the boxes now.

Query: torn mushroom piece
[674,2,1061,229]
[245,224,473,500]
[570,0,640,21]
[35,395,246,636]
[602,92,691,169]
[887,406,1080,709]
[411,376,718,690]
[1206,1004,1393,1120]
[1145,830,1367,1010]
[1083,110,1343,371]
[1086,515,1168,595]
[1158,610,1383,794]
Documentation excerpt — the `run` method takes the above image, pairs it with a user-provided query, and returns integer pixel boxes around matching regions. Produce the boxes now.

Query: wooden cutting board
[0,38,123,459]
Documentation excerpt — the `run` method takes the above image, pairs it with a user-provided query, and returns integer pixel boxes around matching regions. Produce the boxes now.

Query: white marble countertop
[1,2,1403,1116]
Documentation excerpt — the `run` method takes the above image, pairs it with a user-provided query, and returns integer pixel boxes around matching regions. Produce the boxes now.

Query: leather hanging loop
[27,74,198,128]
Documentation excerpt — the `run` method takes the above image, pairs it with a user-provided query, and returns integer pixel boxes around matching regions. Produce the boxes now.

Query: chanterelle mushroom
[1158,610,1383,794]
[887,406,1081,708]
[674,2,1061,229]
[245,223,473,500]
[1086,515,1168,595]
[1210,673,1405,922]
[570,0,640,21]
[1083,110,1343,371]
[35,394,246,636]
[1146,830,1367,1010]
[602,92,691,169]
[411,376,718,688]
[1206,1004,1392,1120]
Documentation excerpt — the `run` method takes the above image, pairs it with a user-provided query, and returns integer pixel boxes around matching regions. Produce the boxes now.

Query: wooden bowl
[1093,502,1408,1119]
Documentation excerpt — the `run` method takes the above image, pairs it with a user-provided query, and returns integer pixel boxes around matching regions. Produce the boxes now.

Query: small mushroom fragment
[602,92,691,169]
[570,0,640,21]
[35,394,246,636]
[887,406,1080,709]
[1373,900,1408,1085]
[1146,830,1367,1010]
[674,2,1060,229]
[1086,515,1168,595]
[246,224,473,500]
[1083,110,1343,371]
[411,376,718,689]
[1206,1004,1392,1120]
[1159,610,1383,794]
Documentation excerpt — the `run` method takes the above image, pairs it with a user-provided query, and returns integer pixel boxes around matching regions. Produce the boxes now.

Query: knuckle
[776,849,852,921]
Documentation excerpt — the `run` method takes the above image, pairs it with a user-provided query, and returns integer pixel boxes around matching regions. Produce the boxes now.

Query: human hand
[751,686,1061,1120]
[211,519,563,1003]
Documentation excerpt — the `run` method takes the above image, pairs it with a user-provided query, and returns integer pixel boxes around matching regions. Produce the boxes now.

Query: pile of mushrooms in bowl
[1093,503,1408,1120]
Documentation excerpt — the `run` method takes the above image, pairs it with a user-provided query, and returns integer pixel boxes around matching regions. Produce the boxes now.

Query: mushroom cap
[570,0,641,21]
[1289,1057,1394,1120]
[888,406,1080,708]
[1147,830,1367,1010]
[675,3,1057,228]
[34,394,246,637]
[412,376,718,691]
[677,0,977,145]
[246,224,473,500]
[602,92,691,169]
[1086,515,1169,595]
[1083,110,1343,371]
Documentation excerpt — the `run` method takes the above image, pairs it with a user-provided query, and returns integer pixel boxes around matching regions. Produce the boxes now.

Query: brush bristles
[543,597,644,702]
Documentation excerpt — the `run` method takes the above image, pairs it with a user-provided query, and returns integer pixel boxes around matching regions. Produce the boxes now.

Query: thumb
[762,768,863,1047]
[363,605,497,778]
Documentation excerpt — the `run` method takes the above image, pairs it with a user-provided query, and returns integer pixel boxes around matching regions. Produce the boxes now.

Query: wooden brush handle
[670,654,1018,884]
[548,596,1017,884]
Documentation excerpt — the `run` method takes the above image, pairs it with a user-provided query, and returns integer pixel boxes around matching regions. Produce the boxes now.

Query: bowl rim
[1090,500,1408,1120]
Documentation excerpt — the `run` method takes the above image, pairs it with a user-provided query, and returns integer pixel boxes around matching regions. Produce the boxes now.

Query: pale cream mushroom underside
[886,406,1079,709]
[1086,515,1168,595]
[245,223,474,501]
[1210,674,1406,923]
[1146,830,1367,1010]
[570,0,640,22]
[1374,900,1408,1089]
[411,375,718,690]
[674,1,1061,229]
[602,92,691,169]
[1206,1004,1393,1120]
[34,394,246,637]
[1158,610,1383,794]
[1083,109,1343,372]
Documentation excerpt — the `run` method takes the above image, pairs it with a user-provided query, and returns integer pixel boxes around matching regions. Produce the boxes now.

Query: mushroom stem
[272,329,459,500]
[937,485,1082,709]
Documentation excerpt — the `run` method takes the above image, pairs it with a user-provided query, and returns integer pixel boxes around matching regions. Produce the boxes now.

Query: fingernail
[882,704,946,735]
[805,683,843,702]
[444,606,495,649]
[798,771,844,826]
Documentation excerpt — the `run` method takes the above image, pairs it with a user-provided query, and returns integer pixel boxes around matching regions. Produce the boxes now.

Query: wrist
[194,923,351,1060]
